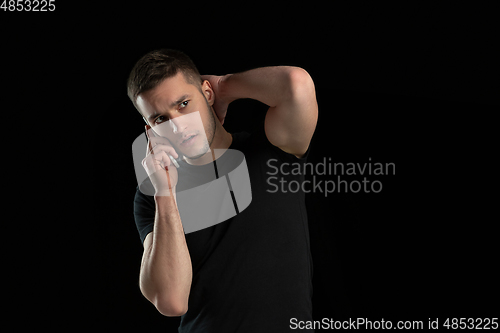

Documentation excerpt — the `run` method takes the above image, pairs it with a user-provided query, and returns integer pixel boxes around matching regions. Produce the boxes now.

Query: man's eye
[180,101,189,109]
[154,116,166,124]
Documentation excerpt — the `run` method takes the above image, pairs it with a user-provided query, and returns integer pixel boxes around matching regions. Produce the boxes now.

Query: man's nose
[168,118,178,133]
[169,114,186,134]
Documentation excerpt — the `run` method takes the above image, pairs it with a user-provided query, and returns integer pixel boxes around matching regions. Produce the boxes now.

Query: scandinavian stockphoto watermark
[266,157,395,196]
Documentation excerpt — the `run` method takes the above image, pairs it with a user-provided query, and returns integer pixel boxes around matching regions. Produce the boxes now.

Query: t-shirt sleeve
[133,186,155,244]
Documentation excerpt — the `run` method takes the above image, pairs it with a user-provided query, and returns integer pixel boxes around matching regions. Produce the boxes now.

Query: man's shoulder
[230,129,268,150]
[230,131,252,147]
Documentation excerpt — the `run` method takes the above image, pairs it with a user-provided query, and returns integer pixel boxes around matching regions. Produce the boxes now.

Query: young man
[128,49,318,332]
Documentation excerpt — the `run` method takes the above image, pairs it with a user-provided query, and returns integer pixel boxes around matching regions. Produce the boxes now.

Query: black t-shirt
[134,129,314,332]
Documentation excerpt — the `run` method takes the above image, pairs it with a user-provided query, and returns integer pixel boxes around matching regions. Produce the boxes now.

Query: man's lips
[180,134,197,146]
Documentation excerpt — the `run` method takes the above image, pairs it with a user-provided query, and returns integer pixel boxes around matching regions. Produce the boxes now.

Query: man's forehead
[146,72,192,99]
[137,74,195,112]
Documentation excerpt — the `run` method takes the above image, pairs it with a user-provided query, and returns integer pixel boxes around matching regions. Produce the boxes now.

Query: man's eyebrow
[147,112,159,121]
[170,94,191,108]
[147,94,191,121]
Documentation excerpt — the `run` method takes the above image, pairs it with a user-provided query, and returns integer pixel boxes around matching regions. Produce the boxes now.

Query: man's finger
[151,143,179,159]
[154,150,171,168]
[149,135,175,149]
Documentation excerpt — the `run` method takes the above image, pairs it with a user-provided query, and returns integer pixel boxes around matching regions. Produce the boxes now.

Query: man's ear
[201,80,215,106]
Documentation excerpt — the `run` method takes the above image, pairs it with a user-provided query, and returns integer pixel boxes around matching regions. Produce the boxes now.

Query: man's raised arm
[203,66,318,158]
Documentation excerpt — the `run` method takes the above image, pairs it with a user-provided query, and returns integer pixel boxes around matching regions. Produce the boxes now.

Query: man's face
[137,72,216,159]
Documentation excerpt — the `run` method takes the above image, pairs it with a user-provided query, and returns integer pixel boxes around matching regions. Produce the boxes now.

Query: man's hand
[201,74,232,125]
[142,125,179,196]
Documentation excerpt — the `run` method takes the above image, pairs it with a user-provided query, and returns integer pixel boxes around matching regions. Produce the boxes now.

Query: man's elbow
[141,284,188,317]
[287,67,315,98]
[154,296,188,317]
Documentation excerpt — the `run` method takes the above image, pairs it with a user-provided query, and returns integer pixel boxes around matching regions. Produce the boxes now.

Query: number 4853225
[1,0,56,11]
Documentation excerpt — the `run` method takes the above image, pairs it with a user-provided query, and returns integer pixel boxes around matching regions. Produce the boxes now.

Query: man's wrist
[155,190,178,212]
[154,187,177,202]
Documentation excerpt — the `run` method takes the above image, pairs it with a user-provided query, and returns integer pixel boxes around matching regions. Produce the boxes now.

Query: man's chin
[183,147,211,160]
[186,152,207,160]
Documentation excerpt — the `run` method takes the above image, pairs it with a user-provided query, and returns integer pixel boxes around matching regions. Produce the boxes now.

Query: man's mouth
[180,134,197,146]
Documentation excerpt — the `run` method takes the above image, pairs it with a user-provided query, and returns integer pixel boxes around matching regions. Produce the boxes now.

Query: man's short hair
[127,49,202,112]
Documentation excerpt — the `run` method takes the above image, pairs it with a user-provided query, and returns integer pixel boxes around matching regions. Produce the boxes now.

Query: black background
[5,2,498,331]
